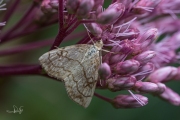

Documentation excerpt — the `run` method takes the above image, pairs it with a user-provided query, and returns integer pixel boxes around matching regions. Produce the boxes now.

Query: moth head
[94,39,103,50]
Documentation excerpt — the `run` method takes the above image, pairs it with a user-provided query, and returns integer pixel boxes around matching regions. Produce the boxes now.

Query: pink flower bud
[76,0,94,18]
[132,0,160,14]
[138,62,154,72]
[98,63,111,80]
[66,0,79,14]
[134,51,156,65]
[138,28,158,50]
[102,53,111,64]
[34,8,48,22]
[136,0,160,8]
[93,0,104,10]
[85,23,102,38]
[107,76,136,91]
[174,67,180,80]
[41,0,57,13]
[111,45,122,53]
[148,66,178,83]
[113,76,136,89]
[135,62,154,81]
[114,59,140,75]
[168,31,180,50]
[158,87,180,106]
[49,0,59,9]
[133,81,166,94]
[95,5,102,16]
[97,2,125,24]
[109,54,126,65]
[109,40,133,65]
[116,28,140,40]
[111,40,133,53]
[112,94,148,108]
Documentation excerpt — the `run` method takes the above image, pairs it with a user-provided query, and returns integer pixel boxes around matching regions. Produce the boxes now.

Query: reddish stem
[65,21,81,37]
[94,92,112,103]
[50,29,66,50]
[77,34,89,44]
[0,64,41,76]
[0,39,53,56]
[59,0,64,30]
[1,27,38,41]
[1,20,58,42]
[49,0,66,50]
[80,19,96,23]
[63,31,86,42]
[64,17,77,31]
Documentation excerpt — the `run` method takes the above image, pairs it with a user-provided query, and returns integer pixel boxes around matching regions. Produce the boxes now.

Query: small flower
[148,66,178,83]
[107,76,136,91]
[132,0,160,14]
[41,0,57,13]
[97,2,125,24]
[49,0,59,9]
[66,0,79,14]
[137,28,158,51]
[112,94,148,108]
[134,50,156,65]
[98,63,111,80]
[133,81,166,94]
[158,87,180,106]
[113,59,140,75]
[85,23,102,38]
[76,0,94,18]
[93,0,104,10]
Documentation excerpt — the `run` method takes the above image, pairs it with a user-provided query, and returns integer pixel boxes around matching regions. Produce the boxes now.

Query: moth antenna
[83,24,95,45]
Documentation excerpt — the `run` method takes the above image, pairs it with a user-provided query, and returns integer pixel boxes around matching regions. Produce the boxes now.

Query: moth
[39,40,103,108]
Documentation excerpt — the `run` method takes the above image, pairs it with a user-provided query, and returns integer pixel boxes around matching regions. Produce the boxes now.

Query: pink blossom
[1,0,180,109]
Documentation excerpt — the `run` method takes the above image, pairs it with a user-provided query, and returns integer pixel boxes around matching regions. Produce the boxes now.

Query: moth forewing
[39,40,103,107]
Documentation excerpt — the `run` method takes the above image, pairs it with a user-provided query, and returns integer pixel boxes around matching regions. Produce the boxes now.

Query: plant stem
[59,0,64,30]
[94,92,112,103]
[0,64,41,76]
[0,39,53,56]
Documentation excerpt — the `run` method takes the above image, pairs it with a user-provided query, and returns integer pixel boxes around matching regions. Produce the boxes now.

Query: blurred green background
[0,0,180,120]
[0,76,180,120]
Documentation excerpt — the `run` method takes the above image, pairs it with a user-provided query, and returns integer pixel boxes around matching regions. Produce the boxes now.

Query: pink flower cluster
[1,0,180,108]
[41,0,180,108]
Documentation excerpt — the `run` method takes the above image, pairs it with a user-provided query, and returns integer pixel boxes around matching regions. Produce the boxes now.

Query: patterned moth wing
[39,41,103,108]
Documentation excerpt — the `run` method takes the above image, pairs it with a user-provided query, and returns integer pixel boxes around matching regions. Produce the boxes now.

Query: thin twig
[94,92,112,103]
[0,64,41,76]
[0,39,53,56]
[59,0,64,30]
[65,21,81,37]
[50,29,66,50]
[77,34,89,44]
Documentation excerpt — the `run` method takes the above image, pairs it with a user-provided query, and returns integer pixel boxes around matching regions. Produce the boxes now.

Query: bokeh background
[0,0,180,120]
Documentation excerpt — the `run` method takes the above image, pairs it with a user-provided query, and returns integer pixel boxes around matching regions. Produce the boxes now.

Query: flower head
[1,0,180,110]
